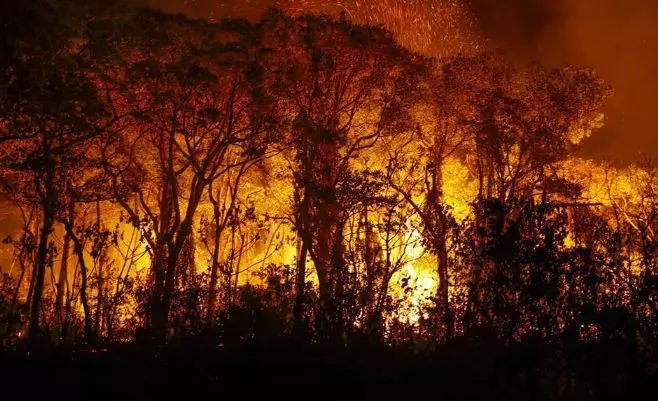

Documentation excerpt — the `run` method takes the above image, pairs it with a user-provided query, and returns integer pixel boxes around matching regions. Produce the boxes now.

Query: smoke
[465,0,658,162]
[465,0,560,61]
[145,0,277,19]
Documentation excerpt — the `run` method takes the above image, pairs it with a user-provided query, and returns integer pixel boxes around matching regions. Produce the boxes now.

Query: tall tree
[260,11,427,338]
[93,11,280,341]
[0,0,113,339]
[439,53,611,330]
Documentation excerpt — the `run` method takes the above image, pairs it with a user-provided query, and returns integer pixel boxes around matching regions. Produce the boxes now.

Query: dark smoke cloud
[466,0,562,61]
[466,0,658,162]
[146,0,277,19]
[146,0,658,162]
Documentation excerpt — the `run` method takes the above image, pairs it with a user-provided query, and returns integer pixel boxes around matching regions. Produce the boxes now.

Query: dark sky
[146,0,658,163]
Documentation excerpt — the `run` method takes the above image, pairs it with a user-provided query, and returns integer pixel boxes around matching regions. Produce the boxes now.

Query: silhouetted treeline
[1,1,657,399]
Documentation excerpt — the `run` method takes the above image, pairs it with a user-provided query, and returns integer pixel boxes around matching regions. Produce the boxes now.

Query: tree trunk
[429,152,452,340]
[152,220,193,342]
[149,243,166,336]
[94,260,103,339]
[55,225,70,336]
[293,238,307,335]
[436,229,452,340]
[206,232,221,325]
[25,258,37,329]
[331,220,346,337]
[25,212,40,319]
[65,220,94,344]
[151,180,204,342]
[28,172,56,340]
[149,246,169,343]
[76,241,94,344]
[233,234,245,301]
[94,202,104,339]
[62,289,72,342]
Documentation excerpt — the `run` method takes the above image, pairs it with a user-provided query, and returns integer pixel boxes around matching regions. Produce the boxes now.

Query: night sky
[145,0,658,163]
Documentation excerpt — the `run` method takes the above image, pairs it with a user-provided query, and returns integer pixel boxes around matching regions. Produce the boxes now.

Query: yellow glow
[443,157,478,221]
[390,220,437,325]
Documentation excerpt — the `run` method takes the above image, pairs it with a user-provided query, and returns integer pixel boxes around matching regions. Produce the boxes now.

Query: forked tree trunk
[151,177,205,342]
[64,208,94,344]
[71,236,94,344]
[153,219,194,342]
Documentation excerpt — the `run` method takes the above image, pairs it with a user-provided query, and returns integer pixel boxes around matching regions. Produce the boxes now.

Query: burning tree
[257,10,428,339]
[0,0,121,340]
[89,10,281,341]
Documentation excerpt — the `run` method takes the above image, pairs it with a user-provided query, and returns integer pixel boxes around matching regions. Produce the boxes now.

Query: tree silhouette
[89,10,281,341]
[259,10,427,339]
[0,0,116,340]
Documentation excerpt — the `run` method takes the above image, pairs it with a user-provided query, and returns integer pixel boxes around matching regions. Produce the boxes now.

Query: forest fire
[1,0,658,399]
